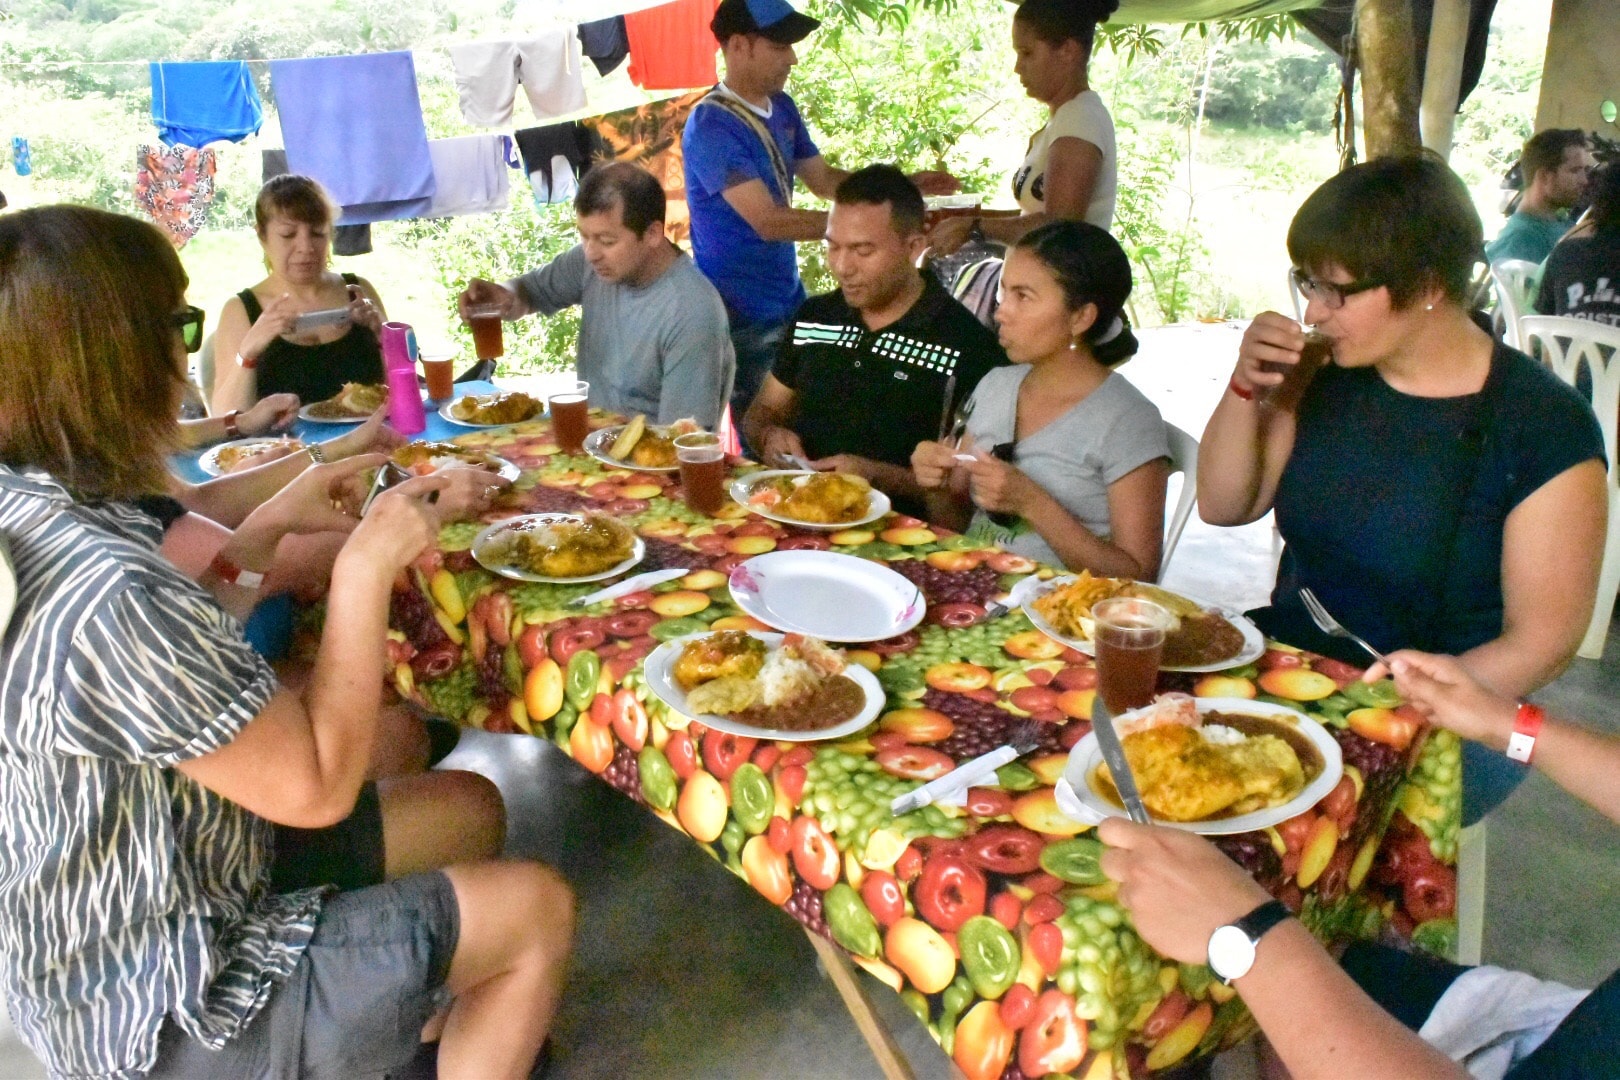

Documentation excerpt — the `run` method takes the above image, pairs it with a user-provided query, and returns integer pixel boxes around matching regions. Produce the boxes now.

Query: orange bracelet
[1228,376,1255,401]
[1506,701,1544,764]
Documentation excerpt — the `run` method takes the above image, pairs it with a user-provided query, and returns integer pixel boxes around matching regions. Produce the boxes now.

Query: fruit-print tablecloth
[380,411,1463,1079]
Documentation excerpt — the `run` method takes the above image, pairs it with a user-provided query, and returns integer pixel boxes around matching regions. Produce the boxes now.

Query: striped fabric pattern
[791,320,967,376]
[0,468,324,1079]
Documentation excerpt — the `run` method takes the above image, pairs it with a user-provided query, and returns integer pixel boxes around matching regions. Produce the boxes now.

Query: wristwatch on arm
[1207,899,1293,985]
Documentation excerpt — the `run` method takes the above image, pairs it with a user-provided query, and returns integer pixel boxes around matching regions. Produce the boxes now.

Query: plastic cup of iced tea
[548,380,590,454]
[1092,597,1175,714]
[1260,330,1332,410]
[420,353,455,402]
[675,431,726,516]
[465,302,505,360]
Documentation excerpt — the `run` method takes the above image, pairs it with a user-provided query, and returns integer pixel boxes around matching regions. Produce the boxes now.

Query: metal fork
[1298,587,1387,665]
[944,393,976,449]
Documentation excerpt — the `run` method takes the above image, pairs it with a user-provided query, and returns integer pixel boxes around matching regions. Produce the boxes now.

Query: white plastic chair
[1159,423,1200,583]
[1490,259,1541,351]
[1520,315,1620,658]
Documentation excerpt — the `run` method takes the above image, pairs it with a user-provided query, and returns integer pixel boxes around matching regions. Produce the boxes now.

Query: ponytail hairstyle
[1011,219,1133,349]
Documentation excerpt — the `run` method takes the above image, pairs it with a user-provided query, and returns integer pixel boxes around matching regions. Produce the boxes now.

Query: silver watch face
[1208,924,1257,982]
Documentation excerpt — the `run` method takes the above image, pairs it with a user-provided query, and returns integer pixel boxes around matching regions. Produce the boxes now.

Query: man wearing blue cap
[682,0,957,446]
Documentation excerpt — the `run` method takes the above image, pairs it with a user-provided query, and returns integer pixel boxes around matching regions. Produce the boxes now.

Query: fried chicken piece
[1101,724,1303,822]
[629,430,677,468]
[309,382,387,418]
[451,391,542,425]
[777,472,871,524]
[673,631,767,691]
[499,513,634,578]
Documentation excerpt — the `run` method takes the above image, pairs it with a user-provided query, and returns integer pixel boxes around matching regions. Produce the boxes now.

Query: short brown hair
[255,174,337,237]
[1520,129,1588,185]
[1287,154,1483,310]
[0,206,188,499]
[576,162,666,236]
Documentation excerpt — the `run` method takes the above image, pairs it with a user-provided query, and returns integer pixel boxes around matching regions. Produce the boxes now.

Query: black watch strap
[1235,899,1293,943]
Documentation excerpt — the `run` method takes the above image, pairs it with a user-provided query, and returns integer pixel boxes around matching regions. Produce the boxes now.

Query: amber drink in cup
[1092,597,1174,713]
[548,380,590,454]
[1261,330,1332,411]
[420,353,455,402]
[675,432,726,516]
[465,302,505,360]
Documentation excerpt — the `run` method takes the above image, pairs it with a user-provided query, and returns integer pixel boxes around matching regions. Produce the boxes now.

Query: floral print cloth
[134,144,218,248]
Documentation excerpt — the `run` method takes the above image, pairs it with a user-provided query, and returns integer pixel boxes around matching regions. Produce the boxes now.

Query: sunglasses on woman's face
[1290,268,1382,311]
[171,305,206,353]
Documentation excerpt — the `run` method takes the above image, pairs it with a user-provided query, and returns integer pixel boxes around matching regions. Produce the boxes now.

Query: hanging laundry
[499,135,521,170]
[449,32,587,128]
[149,61,263,146]
[578,16,630,78]
[624,0,720,91]
[134,144,217,248]
[585,90,706,244]
[514,123,605,204]
[271,52,436,225]
[11,137,30,177]
[425,135,511,218]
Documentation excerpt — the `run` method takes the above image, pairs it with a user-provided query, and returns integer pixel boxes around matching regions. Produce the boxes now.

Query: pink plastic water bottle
[380,321,426,436]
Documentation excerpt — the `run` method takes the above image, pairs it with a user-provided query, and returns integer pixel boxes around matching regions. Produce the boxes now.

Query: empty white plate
[728,550,925,642]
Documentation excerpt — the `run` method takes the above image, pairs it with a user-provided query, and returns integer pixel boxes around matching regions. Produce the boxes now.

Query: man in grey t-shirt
[459,162,735,427]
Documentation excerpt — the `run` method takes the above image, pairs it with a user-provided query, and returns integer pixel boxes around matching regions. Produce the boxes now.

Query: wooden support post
[1421,0,1472,158]
[1356,0,1423,157]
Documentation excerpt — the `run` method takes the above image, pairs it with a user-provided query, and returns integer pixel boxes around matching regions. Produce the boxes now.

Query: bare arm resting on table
[1098,820,1469,1080]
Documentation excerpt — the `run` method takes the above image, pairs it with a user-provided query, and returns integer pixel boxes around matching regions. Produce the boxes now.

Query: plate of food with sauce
[582,414,702,473]
[440,389,544,429]
[198,436,306,477]
[390,440,521,482]
[1054,695,1343,835]
[471,512,643,583]
[643,630,884,742]
[1023,571,1263,672]
[300,382,386,422]
[729,470,890,530]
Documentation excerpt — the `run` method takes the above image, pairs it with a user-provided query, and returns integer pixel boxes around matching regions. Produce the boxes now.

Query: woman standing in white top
[929,0,1119,255]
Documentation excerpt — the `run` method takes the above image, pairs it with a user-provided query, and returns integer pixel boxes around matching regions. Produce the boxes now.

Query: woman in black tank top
[210,176,387,415]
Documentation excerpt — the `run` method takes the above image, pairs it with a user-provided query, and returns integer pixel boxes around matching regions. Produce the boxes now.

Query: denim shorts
[147,871,460,1079]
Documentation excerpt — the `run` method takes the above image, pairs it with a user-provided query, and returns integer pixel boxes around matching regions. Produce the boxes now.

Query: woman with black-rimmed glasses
[1199,155,1608,823]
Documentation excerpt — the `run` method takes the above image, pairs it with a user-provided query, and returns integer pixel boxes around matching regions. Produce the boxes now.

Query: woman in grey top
[912,221,1168,577]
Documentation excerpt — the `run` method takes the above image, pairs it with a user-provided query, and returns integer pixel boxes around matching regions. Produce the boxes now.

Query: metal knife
[937,371,959,442]
[1091,695,1152,824]
[570,567,689,607]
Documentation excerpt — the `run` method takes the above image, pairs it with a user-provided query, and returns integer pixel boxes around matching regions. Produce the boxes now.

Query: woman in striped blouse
[0,205,573,1079]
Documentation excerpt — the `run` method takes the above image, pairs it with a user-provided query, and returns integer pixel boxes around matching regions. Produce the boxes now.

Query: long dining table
[231,400,1464,1078]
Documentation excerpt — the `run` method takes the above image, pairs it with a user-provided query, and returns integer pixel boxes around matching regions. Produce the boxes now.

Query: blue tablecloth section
[172,381,503,485]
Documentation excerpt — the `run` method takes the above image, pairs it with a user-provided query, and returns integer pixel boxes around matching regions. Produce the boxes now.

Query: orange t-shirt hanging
[625,0,721,91]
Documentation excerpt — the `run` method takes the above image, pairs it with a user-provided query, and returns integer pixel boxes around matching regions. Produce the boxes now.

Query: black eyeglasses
[1290,268,1383,311]
[171,306,206,353]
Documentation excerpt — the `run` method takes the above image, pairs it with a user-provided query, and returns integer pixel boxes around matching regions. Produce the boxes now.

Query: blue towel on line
[150,61,263,146]
[270,51,436,225]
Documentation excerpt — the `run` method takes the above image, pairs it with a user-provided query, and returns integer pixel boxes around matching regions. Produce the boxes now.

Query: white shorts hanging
[449,31,586,128]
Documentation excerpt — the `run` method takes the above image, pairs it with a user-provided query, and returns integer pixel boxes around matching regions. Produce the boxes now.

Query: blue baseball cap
[711,0,821,45]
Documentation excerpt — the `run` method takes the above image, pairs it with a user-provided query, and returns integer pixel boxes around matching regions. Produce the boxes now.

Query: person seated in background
[0,205,573,1080]
[211,174,387,416]
[1536,161,1620,328]
[1485,129,1592,266]
[911,220,1167,578]
[1100,651,1619,1079]
[458,162,736,428]
[1199,155,1607,825]
[742,165,1005,515]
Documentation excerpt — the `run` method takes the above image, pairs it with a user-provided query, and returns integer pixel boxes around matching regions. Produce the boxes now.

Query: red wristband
[222,410,241,439]
[1228,376,1255,401]
[1506,701,1544,764]
[209,552,266,591]
[235,352,257,370]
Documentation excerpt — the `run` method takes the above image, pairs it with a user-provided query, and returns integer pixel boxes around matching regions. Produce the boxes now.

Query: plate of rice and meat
[643,630,883,741]
[730,470,890,529]
[471,512,643,583]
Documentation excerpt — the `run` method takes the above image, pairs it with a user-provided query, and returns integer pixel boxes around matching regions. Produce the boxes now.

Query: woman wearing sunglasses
[0,206,572,1079]
[912,220,1168,579]
[1199,155,1607,823]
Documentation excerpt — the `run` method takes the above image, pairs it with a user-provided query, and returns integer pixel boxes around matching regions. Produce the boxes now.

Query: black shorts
[271,780,386,893]
[147,871,460,1079]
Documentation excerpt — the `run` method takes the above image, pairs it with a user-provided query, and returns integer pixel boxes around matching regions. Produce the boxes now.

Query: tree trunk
[1356,0,1423,157]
